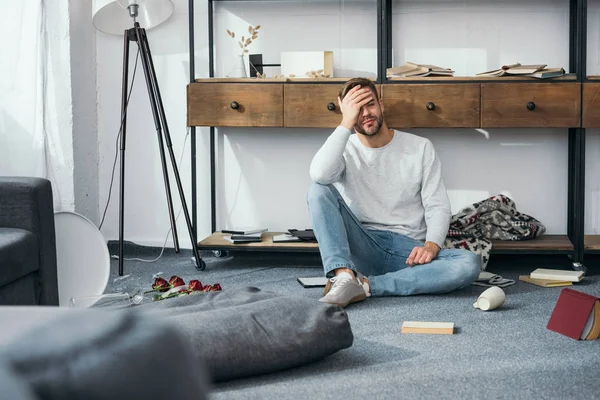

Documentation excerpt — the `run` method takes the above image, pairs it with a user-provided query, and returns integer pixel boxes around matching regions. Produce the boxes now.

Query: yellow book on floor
[519,275,572,288]
[401,321,454,335]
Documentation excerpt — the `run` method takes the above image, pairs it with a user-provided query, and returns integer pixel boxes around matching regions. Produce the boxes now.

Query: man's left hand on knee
[407,242,440,266]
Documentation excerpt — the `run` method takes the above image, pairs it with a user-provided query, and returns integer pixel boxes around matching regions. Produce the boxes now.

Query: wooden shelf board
[198,231,318,250]
[388,74,576,82]
[584,235,600,250]
[586,76,600,81]
[198,232,573,253]
[193,77,375,83]
[491,235,573,252]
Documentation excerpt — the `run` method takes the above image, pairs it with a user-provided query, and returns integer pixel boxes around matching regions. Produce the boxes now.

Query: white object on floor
[54,211,110,307]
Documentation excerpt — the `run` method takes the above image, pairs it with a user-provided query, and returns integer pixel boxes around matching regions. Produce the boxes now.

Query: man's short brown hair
[338,78,379,101]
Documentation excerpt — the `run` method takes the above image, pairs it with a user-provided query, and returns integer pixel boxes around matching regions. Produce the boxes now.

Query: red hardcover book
[547,288,599,340]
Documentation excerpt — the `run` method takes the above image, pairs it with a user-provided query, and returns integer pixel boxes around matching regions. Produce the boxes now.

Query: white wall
[96,0,600,248]
[70,0,100,224]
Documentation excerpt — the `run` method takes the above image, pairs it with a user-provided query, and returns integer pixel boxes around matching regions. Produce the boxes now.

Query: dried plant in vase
[226,25,261,78]
[226,24,260,55]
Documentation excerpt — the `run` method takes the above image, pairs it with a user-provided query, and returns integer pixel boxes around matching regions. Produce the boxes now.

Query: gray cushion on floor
[0,310,211,400]
[137,286,354,382]
[0,362,37,400]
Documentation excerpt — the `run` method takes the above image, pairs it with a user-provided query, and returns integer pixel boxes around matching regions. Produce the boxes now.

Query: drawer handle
[426,102,436,111]
[327,102,336,111]
[230,101,240,110]
[527,102,536,111]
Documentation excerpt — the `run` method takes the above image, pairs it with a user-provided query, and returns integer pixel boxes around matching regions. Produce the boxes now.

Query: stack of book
[519,268,584,288]
[222,228,267,244]
[386,62,455,78]
[476,63,565,79]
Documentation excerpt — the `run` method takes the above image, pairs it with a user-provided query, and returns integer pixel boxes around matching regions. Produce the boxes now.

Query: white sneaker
[356,272,371,297]
[319,272,367,307]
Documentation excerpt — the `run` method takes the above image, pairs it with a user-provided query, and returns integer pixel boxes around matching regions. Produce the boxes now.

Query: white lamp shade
[92,0,174,35]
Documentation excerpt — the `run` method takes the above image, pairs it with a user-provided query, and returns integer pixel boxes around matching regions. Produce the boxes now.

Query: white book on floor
[530,268,584,282]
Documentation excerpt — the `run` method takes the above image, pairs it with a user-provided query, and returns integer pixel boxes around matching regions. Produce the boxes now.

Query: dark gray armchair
[0,177,58,305]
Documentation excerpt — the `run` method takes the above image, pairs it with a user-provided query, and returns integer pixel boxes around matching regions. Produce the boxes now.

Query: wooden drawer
[481,83,581,128]
[583,83,600,128]
[284,84,382,128]
[381,84,480,128]
[187,83,283,127]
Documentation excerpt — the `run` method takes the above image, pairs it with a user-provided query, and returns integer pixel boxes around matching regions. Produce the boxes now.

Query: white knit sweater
[309,126,451,248]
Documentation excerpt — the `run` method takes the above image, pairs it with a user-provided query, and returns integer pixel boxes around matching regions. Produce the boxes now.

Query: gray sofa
[0,177,58,305]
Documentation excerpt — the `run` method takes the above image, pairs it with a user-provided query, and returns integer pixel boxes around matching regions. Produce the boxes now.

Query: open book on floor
[547,288,600,340]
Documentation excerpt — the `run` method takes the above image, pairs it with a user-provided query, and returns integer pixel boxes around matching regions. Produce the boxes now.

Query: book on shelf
[221,227,267,235]
[519,275,572,288]
[476,63,564,79]
[476,63,523,77]
[530,268,584,282]
[547,288,600,340]
[527,67,565,79]
[272,233,302,243]
[223,232,264,244]
[387,62,454,78]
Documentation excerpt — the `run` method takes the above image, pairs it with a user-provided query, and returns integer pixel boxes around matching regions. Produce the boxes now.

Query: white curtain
[0,1,47,179]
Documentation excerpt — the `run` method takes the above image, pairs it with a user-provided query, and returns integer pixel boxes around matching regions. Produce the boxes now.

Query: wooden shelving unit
[187,0,590,270]
[584,235,600,252]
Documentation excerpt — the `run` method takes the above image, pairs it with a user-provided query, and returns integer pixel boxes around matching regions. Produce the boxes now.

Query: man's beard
[355,114,383,137]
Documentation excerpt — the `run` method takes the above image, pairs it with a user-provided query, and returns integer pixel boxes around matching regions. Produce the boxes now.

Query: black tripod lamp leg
[138,27,204,269]
[134,24,181,252]
[118,29,132,277]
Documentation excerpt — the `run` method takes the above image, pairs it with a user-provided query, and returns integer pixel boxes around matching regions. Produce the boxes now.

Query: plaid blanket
[443,194,546,270]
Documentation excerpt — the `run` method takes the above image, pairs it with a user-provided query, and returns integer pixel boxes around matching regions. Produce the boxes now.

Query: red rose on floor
[169,276,185,288]
[152,277,170,292]
[202,284,222,292]
[188,280,203,292]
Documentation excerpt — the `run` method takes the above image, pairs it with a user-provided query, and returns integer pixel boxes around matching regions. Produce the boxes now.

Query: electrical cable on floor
[99,48,140,230]
[110,128,190,263]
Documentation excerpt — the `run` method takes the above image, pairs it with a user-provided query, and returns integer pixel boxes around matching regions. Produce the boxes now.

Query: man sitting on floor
[307,77,481,307]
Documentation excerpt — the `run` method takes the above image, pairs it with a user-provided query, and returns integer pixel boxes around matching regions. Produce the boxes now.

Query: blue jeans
[307,183,481,297]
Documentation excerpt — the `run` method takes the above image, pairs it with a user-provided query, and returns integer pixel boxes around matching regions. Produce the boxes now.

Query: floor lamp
[93,0,202,276]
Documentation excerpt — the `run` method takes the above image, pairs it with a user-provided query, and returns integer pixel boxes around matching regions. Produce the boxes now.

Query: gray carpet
[106,242,600,400]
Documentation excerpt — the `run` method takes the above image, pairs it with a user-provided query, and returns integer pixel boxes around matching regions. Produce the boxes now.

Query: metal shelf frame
[187,0,589,269]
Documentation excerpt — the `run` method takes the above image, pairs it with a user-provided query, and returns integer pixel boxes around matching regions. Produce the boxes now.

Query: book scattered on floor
[386,62,455,78]
[476,63,565,79]
[547,288,600,340]
[530,268,584,282]
[223,232,264,244]
[518,275,572,288]
[401,321,454,335]
[273,233,302,243]
[297,277,328,288]
[472,271,515,288]
[221,227,267,235]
